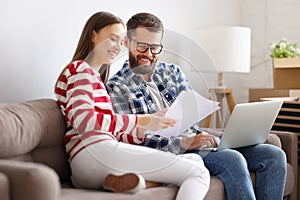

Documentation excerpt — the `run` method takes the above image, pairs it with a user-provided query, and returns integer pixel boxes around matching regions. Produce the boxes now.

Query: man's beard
[128,52,156,75]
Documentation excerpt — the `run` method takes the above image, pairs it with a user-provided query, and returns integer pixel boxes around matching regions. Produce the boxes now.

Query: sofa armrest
[270,130,298,197]
[0,160,61,200]
[270,131,298,166]
[0,171,9,200]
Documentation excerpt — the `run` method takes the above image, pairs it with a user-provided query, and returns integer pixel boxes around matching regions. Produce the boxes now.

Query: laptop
[203,100,283,151]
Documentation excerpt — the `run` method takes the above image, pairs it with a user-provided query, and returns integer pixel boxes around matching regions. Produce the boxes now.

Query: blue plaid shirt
[107,61,202,154]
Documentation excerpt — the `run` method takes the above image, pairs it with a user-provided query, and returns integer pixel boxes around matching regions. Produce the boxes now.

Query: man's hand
[180,133,218,151]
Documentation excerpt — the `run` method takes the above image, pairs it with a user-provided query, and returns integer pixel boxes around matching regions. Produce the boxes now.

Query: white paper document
[147,90,220,137]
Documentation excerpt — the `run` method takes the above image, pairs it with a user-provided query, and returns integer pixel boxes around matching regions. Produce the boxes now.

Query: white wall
[0,0,239,102]
[238,0,300,102]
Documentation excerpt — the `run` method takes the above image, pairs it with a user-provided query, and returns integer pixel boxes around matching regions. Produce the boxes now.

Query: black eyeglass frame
[130,38,163,54]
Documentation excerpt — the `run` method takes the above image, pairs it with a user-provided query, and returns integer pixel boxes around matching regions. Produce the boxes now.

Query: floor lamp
[192,26,251,128]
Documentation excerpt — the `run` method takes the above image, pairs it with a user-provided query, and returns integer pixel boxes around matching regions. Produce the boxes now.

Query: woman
[54,11,210,199]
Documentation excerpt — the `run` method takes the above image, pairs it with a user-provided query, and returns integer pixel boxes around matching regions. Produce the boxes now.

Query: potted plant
[270,38,300,68]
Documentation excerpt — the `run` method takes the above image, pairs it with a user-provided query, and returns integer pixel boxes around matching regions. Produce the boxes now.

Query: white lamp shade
[192,26,251,73]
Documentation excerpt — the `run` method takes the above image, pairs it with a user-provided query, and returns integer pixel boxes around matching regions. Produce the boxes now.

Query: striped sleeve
[55,61,145,145]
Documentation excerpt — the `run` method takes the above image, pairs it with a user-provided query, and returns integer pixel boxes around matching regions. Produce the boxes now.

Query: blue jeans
[191,144,287,200]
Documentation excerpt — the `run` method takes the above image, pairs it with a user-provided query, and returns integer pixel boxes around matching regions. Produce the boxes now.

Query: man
[106,12,287,200]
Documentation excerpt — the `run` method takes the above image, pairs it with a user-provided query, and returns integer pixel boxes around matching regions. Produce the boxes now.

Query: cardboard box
[273,58,300,89]
[273,68,300,89]
[273,58,300,68]
[249,88,300,102]
[249,89,290,102]
[289,89,300,97]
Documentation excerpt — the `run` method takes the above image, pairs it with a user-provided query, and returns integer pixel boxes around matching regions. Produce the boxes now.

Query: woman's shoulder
[68,60,87,70]
[65,61,96,76]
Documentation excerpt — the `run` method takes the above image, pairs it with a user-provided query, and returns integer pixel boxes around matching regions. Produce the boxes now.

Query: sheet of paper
[146,90,220,137]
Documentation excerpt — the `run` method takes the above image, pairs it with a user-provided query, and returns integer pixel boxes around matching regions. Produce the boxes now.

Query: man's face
[127,28,163,75]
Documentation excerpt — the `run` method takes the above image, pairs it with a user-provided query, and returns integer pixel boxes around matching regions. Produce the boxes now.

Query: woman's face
[92,23,125,65]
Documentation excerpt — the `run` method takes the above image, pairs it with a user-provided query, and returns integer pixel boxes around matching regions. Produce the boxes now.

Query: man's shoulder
[154,62,184,79]
[156,62,182,72]
[107,68,130,86]
[108,72,125,84]
[157,62,177,68]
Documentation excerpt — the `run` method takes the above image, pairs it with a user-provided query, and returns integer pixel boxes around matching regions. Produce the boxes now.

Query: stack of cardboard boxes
[249,58,300,171]
[249,58,300,102]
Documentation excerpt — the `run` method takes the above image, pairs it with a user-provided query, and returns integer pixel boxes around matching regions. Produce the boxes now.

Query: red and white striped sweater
[55,61,145,161]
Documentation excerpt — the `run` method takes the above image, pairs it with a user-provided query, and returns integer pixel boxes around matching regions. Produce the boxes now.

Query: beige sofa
[0,98,297,200]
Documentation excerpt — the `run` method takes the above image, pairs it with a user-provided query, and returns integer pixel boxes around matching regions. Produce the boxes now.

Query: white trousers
[70,140,210,200]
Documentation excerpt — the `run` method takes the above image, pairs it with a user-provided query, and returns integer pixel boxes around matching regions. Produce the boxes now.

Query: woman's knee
[174,156,210,187]
[192,161,210,180]
[181,153,203,162]
[187,164,210,189]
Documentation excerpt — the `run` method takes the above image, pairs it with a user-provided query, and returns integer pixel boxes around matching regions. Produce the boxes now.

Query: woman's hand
[136,109,176,131]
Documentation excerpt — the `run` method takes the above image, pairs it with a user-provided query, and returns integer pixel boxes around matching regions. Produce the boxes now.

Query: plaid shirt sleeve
[141,134,183,155]
[107,81,132,114]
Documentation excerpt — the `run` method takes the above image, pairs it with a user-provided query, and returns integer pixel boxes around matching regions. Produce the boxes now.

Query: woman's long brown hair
[55,12,124,88]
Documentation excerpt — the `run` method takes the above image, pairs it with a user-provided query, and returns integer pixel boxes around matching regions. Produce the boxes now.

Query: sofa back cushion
[0,98,70,181]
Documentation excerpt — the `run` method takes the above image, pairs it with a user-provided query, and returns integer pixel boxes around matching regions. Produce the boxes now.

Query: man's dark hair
[126,12,164,38]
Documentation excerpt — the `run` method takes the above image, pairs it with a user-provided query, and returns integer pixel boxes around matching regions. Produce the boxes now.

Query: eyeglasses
[130,38,163,54]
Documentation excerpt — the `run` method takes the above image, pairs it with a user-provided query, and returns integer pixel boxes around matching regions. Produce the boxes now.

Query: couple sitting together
[54,11,287,200]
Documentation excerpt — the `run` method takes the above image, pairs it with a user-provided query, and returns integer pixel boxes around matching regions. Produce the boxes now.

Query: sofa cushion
[0,160,61,200]
[0,171,9,200]
[0,99,70,181]
[204,176,225,200]
[61,186,178,200]
[0,100,43,157]
[265,133,281,148]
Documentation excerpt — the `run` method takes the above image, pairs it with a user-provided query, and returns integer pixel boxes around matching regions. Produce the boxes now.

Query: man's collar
[122,60,144,80]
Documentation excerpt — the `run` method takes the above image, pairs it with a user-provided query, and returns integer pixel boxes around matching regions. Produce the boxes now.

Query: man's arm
[143,135,182,154]
[107,82,133,114]
[107,80,184,153]
[173,64,213,135]
[107,63,215,153]
[143,133,218,154]
[169,63,192,93]
[107,82,183,153]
